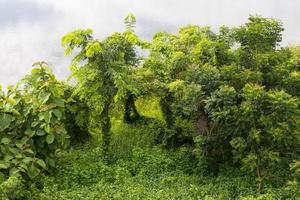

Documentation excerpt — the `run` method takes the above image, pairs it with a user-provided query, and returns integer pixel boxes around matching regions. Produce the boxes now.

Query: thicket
[0,15,299,199]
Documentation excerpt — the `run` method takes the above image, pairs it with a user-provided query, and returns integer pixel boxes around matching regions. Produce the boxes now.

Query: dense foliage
[61,15,141,152]
[0,15,299,199]
[0,62,68,180]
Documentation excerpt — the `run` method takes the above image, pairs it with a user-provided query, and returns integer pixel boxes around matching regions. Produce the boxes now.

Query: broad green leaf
[8,147,18,155]
[36,129,46,136]
[9,167,20,177]
[22,157,33,164]
[31,121,39,128]
[24,148,34,154]
[36,159,46,169]
[45,124,51,133]
[39,111,52,123]
[53,109,62,120]
[51,97,64,107]
[41,93,51,104]
[46,133,55,144]
[0,161,10,169]
[4,155,13,162]
[27,164,41,179]
[46,157,55,168]
[25,129,35,137]
[1,137,11,144]
[15,153,23,159]
[15,138,27,149]
[0,114,15,131]
[19,163,28,171]
[6,97,16,105]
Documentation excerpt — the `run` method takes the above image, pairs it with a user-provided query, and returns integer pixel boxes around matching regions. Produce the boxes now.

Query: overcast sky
[0,0,300,87]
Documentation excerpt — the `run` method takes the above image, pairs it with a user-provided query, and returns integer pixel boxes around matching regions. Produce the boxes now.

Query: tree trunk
[124,93,141,124]
[101,102,111,153]
[160,90,174,129]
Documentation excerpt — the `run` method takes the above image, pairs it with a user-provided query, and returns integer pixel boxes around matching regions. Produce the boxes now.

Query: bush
[0,63,69,181]
[204,83,300,190]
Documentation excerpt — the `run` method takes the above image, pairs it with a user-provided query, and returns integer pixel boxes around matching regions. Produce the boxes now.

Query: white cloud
[0,0,300,87]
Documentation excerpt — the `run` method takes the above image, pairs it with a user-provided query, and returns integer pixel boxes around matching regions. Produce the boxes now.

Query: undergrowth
[20,119,296,200]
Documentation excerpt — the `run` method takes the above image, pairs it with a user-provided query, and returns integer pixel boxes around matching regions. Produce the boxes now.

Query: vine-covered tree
[61,15,141,152]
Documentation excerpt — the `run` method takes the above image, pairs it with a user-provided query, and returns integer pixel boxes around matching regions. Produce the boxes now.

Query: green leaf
[46,133,55,144]
[85,41,102,57]
[15,153,23,159]
[19,163,28,171]
[36,159,47,169]
[0,114,15,131]
[6,97,16,105]
[27,164,41,179]
[53,109,62,120]
[46,157,55,168]
[36,129,46,136]
[25,129,35,137]
[41,93,51,104]
[52,97,64,107]
[0,172,5,183]
[1,137,11,144]
[124,13,136,30]
[4,155,13,162]
[22,157,33,164]
[31,121,39,128]
[0,161,10,169]
[24,148,34,154]
[39,111,52,123]
[9,167,20,177]
[44,124,51,133]
[8,147,18,155]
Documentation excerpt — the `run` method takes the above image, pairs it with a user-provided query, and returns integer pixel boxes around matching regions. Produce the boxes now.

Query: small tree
[205,84,300,191]
[0,62,69,180]
[61,16,141,152]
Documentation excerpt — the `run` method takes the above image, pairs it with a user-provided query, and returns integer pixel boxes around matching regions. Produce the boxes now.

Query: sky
[0,0,300,87]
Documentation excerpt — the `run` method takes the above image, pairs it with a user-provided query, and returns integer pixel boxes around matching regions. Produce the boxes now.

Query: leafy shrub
[64,85,90,144]
[204,83,300,190]
[0,62,69,181]
[0,176,25,200]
